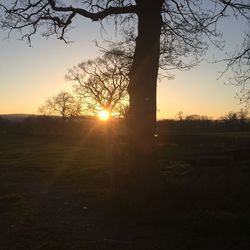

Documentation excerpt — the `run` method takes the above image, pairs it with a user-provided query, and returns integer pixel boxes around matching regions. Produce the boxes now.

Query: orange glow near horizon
[98,110,110,121]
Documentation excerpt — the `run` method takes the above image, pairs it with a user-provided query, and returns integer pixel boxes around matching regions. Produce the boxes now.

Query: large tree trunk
[124,0,164,208]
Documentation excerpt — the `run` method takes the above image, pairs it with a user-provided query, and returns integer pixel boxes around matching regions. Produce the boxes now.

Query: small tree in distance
[66,51,130,118]
[38,91,81,119]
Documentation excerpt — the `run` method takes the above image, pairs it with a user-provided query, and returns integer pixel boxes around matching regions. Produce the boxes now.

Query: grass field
[1,132,250,250]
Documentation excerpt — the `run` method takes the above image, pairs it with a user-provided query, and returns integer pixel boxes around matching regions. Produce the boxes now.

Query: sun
[98,110,110,121]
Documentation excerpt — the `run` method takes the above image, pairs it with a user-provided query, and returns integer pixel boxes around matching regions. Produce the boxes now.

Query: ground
[0,132,250,250]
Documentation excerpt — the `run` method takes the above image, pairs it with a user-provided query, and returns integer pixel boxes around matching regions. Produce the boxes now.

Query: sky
[0,4,249,119]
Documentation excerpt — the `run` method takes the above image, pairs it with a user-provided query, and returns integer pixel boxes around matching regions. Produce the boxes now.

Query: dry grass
[0,132,250,249]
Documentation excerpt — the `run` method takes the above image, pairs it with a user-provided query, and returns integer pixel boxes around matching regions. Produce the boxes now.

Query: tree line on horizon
[1,108,250,138]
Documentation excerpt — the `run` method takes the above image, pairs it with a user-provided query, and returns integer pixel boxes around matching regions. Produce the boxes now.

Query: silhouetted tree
[1,1,249,207]
[221,34,250,106]
[221,111,240,130]
[38,91,81,119]
[176,111,184,121]
[238,108,248,120]
[66,51,130,118]
[222,111,238,121]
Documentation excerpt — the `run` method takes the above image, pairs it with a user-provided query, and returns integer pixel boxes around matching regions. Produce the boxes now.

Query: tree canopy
[38,91,81,118]
[1,1,249,74]
[66,51,130,117]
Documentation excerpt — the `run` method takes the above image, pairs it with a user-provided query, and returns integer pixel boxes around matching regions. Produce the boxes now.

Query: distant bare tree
[222,111,238,121]
[38,91,81,119]
[175,111,184,121]
[66,51,130,118]
[237,108,249,120]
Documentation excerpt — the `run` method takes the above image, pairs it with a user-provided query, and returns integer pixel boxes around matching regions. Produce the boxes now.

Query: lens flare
[98,110,110,121]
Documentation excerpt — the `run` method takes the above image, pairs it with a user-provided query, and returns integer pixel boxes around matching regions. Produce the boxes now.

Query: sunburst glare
[98,110,110,121]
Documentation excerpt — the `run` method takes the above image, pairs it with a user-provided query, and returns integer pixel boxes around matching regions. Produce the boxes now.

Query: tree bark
[125,0,164,208]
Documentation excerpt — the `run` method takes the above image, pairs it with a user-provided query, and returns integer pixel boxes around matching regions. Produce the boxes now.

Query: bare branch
[66,51,130,117]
